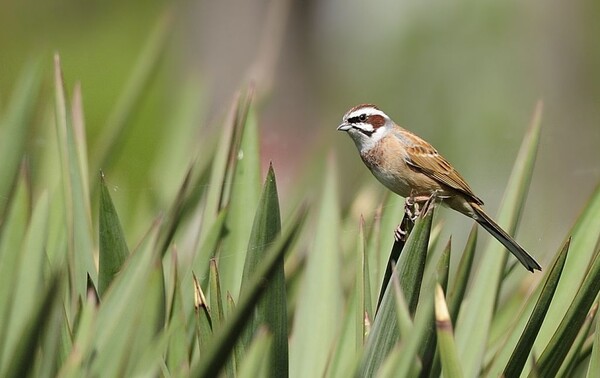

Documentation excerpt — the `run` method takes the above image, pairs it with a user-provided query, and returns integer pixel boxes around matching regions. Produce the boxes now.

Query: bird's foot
[421,190,441,215]
[400,191,441,241]
[404,195,417,222]
[404,192,431,222]
[394,223,407,242]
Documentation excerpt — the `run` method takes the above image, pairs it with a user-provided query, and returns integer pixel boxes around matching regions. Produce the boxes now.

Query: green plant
[0,27,599,378]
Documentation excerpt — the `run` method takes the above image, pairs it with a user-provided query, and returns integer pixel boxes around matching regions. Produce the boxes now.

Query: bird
[337,103,541,272]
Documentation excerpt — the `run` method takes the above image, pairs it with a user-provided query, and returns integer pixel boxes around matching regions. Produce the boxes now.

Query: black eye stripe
[348,114,368,124]
[346,112,376,136]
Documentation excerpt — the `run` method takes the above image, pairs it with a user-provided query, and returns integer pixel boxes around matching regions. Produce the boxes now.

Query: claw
[406,190,442,221]
[404,194,421,222]
[394,224,406,242]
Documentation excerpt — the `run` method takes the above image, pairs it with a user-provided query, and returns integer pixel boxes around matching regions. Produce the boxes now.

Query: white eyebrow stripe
[347,107,386,120]
[348,108,386,118]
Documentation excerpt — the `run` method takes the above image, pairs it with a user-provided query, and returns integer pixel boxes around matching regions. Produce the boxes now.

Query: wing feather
[395,129,483,204]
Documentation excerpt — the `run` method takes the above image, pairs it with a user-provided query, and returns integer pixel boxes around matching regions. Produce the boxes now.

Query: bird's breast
[360,142,413,197]
[359,137,446,198]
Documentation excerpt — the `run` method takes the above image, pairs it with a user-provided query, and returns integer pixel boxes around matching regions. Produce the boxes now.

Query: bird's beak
[337,122,351,131]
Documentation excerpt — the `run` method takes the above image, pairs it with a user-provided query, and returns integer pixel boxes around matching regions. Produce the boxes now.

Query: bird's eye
[359,114,367,122]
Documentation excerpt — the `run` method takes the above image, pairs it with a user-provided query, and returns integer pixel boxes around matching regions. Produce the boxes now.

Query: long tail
[471,204,541,272]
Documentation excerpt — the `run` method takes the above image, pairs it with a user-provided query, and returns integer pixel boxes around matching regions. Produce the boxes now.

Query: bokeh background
[1,0,598,264]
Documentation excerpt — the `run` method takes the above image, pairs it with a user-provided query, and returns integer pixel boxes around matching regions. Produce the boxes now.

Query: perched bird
[337,103,541,272]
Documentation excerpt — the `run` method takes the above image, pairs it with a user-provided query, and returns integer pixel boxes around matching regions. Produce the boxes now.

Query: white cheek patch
[369,126,387,143]
[353,125,387,152]
[358,123,375,133]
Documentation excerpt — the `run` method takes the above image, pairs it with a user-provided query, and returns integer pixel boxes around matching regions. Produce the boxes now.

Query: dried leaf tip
[435,284,452,331]
[193,272,208,311]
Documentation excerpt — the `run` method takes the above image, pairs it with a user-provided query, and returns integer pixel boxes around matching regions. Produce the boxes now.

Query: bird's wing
[396,130,483,205]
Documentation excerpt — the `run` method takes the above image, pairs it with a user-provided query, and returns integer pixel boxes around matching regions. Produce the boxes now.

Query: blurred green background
[1,0,598,263]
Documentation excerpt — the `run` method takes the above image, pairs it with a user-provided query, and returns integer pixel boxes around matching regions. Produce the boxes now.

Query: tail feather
[471,204,541,272]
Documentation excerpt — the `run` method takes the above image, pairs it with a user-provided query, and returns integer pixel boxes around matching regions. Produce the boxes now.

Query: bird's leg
[397,191,441,242]
[394,213,415,243]
[421,190,441,215]
[397,192,418,242]
[404,194,416,221]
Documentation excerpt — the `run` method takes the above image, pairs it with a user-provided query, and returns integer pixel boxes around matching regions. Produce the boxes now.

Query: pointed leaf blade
[0,61,41,215]
[435,284,464,378]
[501,238,570,377]
[98,172,130,297]
[289,158,343,378]
[220,102,261,299]
[193,206,305,377]
[536,243,600,376]
[358,204,434,376]
[455,102,543,377]
[240,164,287,376]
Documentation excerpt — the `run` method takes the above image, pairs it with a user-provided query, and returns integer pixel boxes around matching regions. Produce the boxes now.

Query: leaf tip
[529,100,544,132]
[267,161,276,178]
[193,271,209,311]
[434,284,451,329]
[535,99,544,115]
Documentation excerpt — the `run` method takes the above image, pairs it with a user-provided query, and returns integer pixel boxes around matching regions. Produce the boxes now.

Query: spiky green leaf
[0,61,41,216]
[435,284,463,378]
[289,158,343,378]
[501,237,569,376]
[455,101,543,377]
[358,203,434,377]
[193,206,305,377]
[240,164,287,376]
[98,172,129,297]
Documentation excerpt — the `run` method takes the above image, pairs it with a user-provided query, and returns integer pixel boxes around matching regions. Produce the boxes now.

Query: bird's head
[337,104,393,152]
